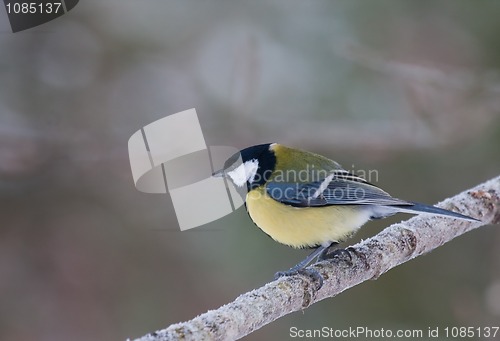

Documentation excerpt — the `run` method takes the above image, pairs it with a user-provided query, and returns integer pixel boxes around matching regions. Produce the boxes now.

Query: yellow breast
[246,187,371,248]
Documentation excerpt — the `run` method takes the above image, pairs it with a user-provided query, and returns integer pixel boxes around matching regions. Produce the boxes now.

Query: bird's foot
[318,247,352,263]
[274,268,324,290]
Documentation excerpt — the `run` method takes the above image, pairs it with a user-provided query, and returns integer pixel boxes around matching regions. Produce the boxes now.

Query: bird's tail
[390,202,479,222]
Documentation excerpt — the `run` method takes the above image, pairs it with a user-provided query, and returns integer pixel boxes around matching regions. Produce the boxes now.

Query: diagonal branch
[133,176,500,341]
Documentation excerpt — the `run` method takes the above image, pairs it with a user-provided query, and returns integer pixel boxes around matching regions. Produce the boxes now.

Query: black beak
[212,169,225,178]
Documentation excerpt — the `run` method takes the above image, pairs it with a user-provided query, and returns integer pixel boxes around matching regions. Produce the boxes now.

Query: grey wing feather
[266,171,479,222]
[266,171,411,207]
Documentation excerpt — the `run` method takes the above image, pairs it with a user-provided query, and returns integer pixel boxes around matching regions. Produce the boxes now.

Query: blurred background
[1,1,499,340]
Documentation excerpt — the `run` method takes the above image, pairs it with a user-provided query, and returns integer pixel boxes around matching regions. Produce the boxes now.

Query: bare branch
[133,176,500,341]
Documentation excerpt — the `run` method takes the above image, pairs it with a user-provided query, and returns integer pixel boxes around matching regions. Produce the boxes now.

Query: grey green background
[0,1,499,340]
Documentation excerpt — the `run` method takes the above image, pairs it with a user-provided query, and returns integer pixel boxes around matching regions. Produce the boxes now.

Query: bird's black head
[220,143,277,190]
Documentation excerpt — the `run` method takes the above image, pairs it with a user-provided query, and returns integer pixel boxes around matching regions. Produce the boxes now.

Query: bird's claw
[319,247,352,263]
[274,268,324,290]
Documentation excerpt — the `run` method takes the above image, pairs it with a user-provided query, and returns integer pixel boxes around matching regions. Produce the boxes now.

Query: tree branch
[132,176,500,341]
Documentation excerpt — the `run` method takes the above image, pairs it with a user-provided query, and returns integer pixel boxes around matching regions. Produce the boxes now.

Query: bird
[213,143,478,280]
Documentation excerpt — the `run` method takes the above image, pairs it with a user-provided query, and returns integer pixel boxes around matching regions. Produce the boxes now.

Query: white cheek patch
[245,159,259,184]
[227,159,259,187]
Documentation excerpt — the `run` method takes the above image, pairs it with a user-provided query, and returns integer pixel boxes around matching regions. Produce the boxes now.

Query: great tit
[214,143,478,277]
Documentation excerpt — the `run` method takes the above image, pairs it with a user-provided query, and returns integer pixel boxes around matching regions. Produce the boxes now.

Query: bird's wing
[266,170,411,207]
